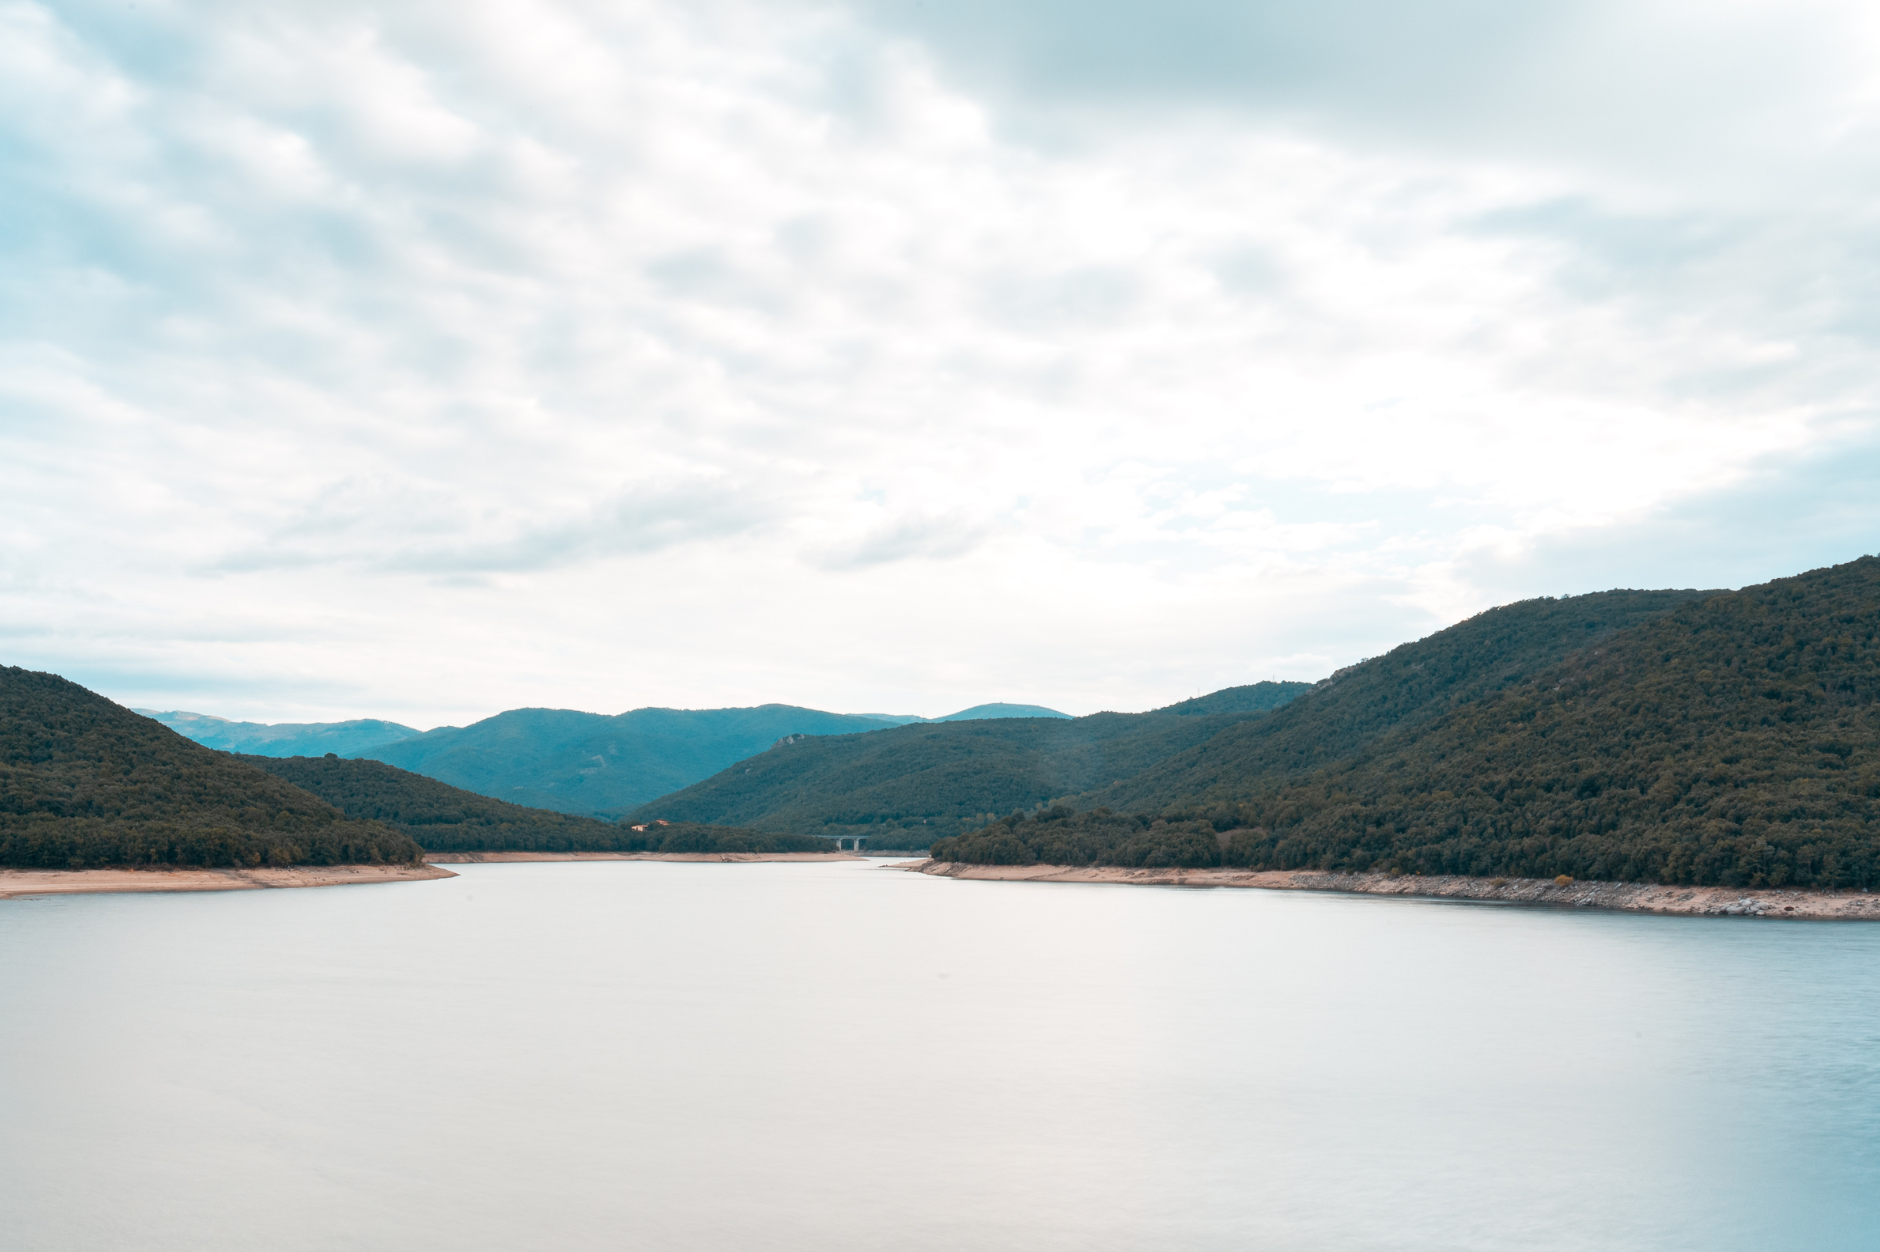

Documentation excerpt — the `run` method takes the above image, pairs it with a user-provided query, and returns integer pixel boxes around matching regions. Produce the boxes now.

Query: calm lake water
[3,859,1878,1251]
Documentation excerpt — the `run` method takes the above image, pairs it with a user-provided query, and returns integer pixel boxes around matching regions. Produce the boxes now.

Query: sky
[4,0,1879,727]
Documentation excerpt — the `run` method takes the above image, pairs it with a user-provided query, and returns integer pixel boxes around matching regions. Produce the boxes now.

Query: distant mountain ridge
[138,710,420,757]
[932,703,1071,721]
[361,704,909,815]
[154,698,1077,817]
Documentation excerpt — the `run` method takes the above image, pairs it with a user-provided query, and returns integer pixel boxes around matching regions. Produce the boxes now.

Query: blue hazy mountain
[933,703,1070,721]
[359,704,907,816]
[152,698,1067,819]
[138,709,421,757]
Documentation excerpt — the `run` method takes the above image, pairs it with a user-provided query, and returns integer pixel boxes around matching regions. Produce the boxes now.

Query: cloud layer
[2,0,1876,724]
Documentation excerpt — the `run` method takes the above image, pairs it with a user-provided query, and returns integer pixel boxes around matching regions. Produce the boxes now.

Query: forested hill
[363,703,904,816]
[632,682,1310,846]
[0,667,419,869]
[935,557,1880,888]
[1084,588,1715,813]
[245,754,824,854]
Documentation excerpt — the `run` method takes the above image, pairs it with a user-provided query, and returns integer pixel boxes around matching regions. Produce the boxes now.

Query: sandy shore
[899,860,1880,921]
[0,862,457,901]
[424,851,862,864]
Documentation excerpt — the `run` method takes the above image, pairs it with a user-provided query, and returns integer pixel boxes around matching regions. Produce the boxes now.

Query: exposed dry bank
[0,852,865,899]
[425,850,860,863]
[0,862,455,900]
[902,860,1880,920]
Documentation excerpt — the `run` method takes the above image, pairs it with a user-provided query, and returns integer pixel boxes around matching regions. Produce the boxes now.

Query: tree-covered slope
[1219,557,1880,886]
[1085,589,1714,813]
[363,704,901,816]
[936,558,1880,888]
[0,667,420,868]
[245,754,824,853]
[633,682,1309,844]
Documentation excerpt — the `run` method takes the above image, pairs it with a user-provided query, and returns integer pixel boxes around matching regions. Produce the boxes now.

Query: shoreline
[423,850,862,863]
[898,860,1880,920]
[0,851,864,900]
[0,862,456,901]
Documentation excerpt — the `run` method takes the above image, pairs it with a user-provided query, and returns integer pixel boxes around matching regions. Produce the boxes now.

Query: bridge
[827,834,870,852]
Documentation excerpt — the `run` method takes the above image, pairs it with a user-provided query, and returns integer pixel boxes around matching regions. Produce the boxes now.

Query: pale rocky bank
[424,851,861,864]
[899,860,1880,920]
[0,851,862,900]
[0,862,455,900]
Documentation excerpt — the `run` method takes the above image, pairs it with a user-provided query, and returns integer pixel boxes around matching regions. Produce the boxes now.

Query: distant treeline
[0,816,418,872]
[242,754,827,854]
[612,821,831,855]
[934,559,1880,890]
[1,668,420,869]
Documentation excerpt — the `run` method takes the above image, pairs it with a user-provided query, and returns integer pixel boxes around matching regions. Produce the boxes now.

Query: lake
[3,858,1878,1251]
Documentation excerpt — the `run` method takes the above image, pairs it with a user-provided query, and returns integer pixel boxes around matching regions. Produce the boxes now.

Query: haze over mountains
[138,710,421,758]
[363,705,896,815]
[153,699,1074,816]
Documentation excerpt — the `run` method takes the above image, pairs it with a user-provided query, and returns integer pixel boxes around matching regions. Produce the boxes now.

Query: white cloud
[0,0,1875,725]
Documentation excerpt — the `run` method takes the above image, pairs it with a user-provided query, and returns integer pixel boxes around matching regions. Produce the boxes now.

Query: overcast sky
[5,0,1879,726]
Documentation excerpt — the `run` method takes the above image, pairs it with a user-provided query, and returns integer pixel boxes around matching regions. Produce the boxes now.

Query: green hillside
[935,558,1880,888]
[1085,589,1714,813]
[364,704,903,816]
[633,681,1310,845]
[245,754,824,854]
[0,667,420,869]
[1157,682,1314,716]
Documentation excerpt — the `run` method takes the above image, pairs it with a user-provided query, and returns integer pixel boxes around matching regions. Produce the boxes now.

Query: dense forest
[1087,589,1714,813]
[1154,682,1316,717]
[0,668,420,869]
[934,559,1880,888]
[244,754,827,854]
[931,806,1229,868]
[633,682,1310,847]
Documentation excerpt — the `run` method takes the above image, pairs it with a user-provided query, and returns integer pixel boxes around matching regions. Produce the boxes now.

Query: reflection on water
[2,859,1877,1251]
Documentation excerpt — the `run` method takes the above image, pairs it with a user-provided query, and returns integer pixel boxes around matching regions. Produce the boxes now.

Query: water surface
[3,860,1877,1251]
